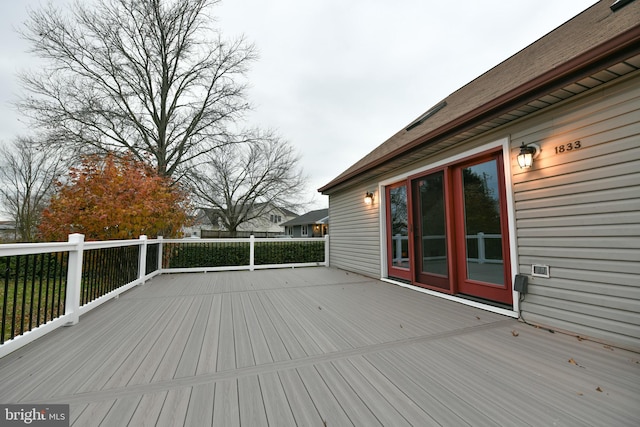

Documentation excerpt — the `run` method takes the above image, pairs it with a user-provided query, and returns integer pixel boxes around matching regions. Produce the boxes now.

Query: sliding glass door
[385,149,513,305]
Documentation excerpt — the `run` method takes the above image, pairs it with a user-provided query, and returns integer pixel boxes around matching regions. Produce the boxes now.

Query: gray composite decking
[0,267,638,426]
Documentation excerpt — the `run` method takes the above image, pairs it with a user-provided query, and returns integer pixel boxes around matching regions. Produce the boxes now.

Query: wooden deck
[1,267,638,426]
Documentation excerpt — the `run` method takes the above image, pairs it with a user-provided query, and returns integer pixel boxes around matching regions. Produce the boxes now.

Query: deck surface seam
[26,319,514,406]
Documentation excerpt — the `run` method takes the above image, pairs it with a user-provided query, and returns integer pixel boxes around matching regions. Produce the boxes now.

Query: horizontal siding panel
[519,246,639,262]
[514,161,640,201]
[523,297,640,336]
[518,236,640,248]
[527,284,640,312]
[517,223,639,237]
[521,267,639,288]
[515,186,638,211]
[525,276,640,297]
[519,255,638,275]
[517,202,639,222]
[521,311,640,351]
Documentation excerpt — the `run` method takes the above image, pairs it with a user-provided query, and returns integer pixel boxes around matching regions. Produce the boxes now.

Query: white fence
[392,232,503,265]
[0,234,328,358]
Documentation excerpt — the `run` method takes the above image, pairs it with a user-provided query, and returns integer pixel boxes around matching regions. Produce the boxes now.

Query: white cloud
[0,0,598,208]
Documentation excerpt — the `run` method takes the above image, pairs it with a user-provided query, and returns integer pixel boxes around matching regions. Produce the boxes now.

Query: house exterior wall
[510,72,640,350]
[328,185,381,278]
[327,71,640,349]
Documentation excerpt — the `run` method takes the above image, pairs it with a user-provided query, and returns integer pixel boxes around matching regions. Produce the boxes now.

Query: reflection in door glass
[418,171,447,276]
[389,185,409,268]
[462,160,504,285]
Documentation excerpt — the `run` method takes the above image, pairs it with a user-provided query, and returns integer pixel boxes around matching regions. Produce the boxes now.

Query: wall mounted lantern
[517,143,540,169]
[364,191,374,205]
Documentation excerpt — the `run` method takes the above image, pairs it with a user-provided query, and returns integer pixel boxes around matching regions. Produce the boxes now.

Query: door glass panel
[417,171,447,276]
[462,160,504,285]
[389,185,409,268]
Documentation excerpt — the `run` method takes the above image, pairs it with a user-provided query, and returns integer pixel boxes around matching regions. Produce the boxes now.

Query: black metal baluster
[12,256,22,340]
[28,254,38,332]
[36,254,45,327]
[54,252,64,318]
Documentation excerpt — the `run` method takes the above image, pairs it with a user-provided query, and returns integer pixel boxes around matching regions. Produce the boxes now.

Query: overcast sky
[0,0,597,210]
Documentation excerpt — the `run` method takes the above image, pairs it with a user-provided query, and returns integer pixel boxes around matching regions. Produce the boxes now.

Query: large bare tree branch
[188,131,309,235]
[17,0,256,178]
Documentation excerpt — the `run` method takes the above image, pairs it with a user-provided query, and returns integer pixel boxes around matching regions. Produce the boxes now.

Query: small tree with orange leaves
[39,154,190,241]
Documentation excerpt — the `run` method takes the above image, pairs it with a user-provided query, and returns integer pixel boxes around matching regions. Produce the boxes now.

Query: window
[301,225,308,236]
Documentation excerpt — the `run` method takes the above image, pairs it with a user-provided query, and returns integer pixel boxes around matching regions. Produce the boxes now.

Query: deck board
[1,267,638,426]
[258,371,297,426]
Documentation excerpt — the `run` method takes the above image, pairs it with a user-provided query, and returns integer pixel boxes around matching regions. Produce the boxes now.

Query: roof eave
[318,25,640,194]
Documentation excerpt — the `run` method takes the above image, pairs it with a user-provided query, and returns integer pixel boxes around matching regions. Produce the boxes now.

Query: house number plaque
[554,140,582,154]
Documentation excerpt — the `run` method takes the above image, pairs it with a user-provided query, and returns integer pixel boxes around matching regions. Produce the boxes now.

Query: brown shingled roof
[319,0,640,193]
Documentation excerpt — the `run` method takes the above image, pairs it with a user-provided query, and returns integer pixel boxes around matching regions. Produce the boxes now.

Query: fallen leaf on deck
[568,358,577,365]
[511,330,519,336]
[596,386,603,392]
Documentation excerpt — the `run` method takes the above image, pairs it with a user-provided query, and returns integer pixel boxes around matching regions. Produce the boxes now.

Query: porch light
[517,143,539,169]
[364,191,374,205]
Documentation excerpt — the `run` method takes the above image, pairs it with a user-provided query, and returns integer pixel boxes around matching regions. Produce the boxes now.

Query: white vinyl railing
[392,232,503,265]
[0,234,328,358]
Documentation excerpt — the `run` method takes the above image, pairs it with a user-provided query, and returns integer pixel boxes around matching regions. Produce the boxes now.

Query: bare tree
[189,131,308,236]
[18,0,256,178]
[0,138,64,242]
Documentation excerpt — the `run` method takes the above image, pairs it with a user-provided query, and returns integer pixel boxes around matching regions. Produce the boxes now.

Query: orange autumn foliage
[39,154,191,241]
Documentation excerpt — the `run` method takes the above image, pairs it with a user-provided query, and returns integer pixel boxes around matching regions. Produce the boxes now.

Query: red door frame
[385,148,513,305]
[411,167,454,292]
[385,182,412,281]
[452,151,513,304]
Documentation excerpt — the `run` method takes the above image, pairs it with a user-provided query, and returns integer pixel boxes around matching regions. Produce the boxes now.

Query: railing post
[477,232,486,264]
[250,235,255,271]
[157,236,163,271]
[138,235,147,283]
[324,234,330,267]
[64,233,84,326]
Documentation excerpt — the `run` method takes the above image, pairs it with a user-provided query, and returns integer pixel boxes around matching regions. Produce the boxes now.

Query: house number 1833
[555,140,582,154]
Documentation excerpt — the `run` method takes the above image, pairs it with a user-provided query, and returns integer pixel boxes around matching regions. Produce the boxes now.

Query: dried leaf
[596,386,603,392]
[568,358,578,365]
[577,392,583,396]
[576,336,584,341]
[475,316,481,320]
[511,330,519,337]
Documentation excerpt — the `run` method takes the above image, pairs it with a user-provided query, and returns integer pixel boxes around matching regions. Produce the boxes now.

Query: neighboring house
[0,221,17,242]
[319,1,640,351]
[182,209,215,238]
[281,209,329,237]
[238,203,298,235]
[185,204,298,237]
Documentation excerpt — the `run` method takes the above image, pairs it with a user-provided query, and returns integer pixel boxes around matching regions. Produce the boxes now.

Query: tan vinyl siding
[328,186,380,277]
[511,72,640,350]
